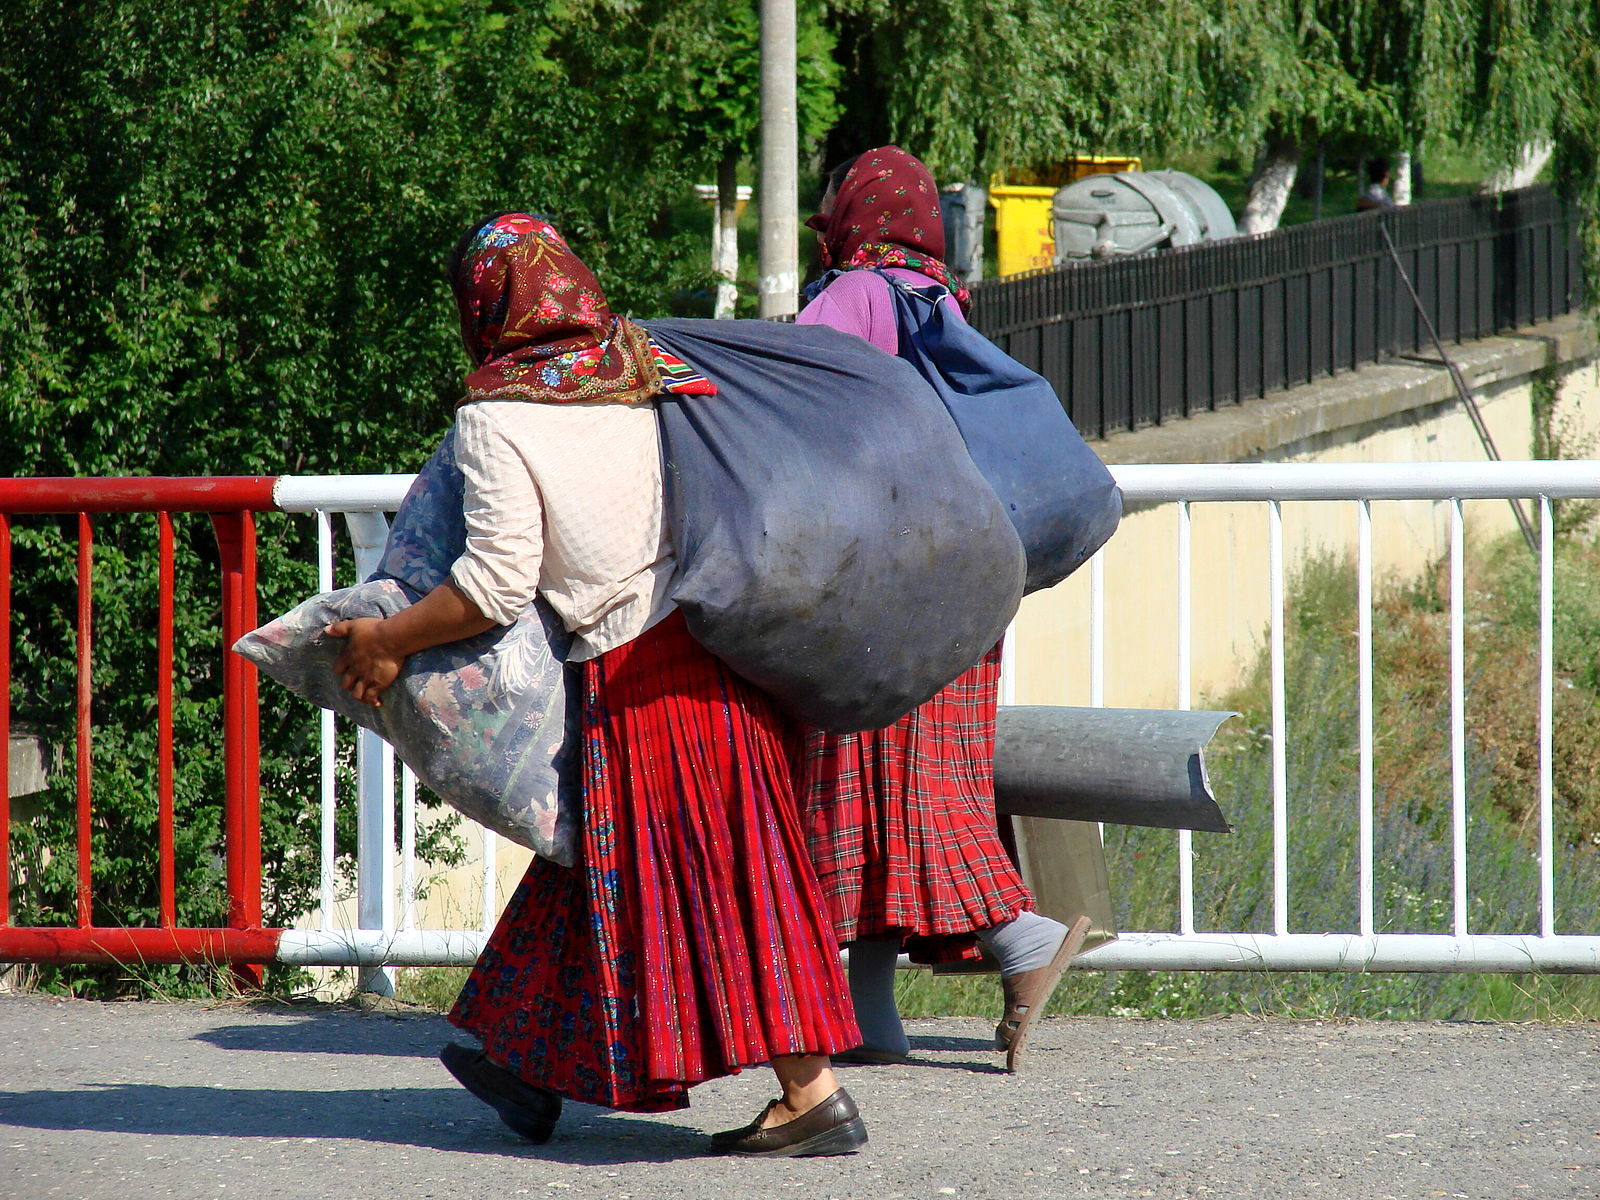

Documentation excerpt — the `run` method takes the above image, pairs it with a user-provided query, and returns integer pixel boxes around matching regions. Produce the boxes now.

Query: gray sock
[844,936,910,1056]
[978,910,1069,978]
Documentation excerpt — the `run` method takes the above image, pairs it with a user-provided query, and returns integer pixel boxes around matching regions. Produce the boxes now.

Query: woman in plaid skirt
[797,148,1091,1072]
[331,213,866,1156]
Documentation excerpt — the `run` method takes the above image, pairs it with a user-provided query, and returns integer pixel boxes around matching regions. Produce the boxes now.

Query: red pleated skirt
[799,642,1034,963]
[449,611,860,1112]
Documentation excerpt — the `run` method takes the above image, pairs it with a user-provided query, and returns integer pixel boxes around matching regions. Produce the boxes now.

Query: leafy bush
[0,0,722,995]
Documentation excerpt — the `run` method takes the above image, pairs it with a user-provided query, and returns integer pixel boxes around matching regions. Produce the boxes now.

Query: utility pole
[757,0,798,317]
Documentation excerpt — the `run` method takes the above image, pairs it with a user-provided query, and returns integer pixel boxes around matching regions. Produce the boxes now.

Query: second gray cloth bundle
[647,318,1026,732]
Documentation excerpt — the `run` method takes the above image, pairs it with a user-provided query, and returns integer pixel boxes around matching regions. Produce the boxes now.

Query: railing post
[1176,501,1195,935]
[1357,499,1375,937]
[212,510,265,989]
[344,511,395,995]
[0,515,10,928]
[317,513,337,928]
[1268,499,1287,936]
[157,513,176,927]
[1539,495,1555,938]
[76,515,93,929]
[1449,499,1468,937]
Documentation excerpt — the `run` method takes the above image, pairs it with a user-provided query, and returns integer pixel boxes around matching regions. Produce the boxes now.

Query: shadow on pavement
[908,1032,997,1053]
[836,1054,1004,1076]
[194,1012,1012,1075]
[195,1012,445,1058]
[0,1084,708,1164]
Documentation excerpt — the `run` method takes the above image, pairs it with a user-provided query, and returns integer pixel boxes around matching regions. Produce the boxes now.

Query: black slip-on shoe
[439,1042,561,1144]
[709,1088,868,1157]
[708,1098,781,1152]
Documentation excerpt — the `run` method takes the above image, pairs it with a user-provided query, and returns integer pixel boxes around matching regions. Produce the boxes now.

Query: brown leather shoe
[709,1088,868,1157]
[439,1042,561,1143]
[994,914,1092,1073]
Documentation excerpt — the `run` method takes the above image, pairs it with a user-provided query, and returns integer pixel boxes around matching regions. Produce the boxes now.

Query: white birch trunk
[1481,141,1554,193]
[714,153,740,319]
[1392,151,1413,206]
[1238,139,1300,235]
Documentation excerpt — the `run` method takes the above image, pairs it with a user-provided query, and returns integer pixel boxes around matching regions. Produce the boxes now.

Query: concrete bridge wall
[1014,314,1600,710]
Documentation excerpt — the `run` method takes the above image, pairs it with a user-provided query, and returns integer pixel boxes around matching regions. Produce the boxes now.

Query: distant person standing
[1357,157,1395,211]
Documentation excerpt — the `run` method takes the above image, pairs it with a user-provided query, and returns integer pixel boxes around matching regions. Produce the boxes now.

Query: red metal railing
[0,478,283,981]
[1,512,10,930]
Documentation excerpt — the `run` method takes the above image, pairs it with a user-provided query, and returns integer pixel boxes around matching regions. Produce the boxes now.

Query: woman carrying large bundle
[796,148,1090,1072]
[329,213,865,1156]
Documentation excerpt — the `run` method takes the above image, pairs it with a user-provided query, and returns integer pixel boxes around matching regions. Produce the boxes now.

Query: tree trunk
[1392,151,1413,206]
[1310,146,1325,220]
[1481,142,1554,193]
[1238,136,1300,235]
[714,151,740,319]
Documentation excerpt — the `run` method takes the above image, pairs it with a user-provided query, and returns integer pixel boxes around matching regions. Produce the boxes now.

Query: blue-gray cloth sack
[829,268,1123,594]
[645,317,1026,733]
[233,430,581,865]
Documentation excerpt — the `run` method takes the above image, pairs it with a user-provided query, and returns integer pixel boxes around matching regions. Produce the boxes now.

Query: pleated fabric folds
[450,611,859,1112]
[800,643,1035,963]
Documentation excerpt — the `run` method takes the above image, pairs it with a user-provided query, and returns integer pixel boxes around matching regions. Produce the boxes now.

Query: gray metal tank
[1051,169,1238,262]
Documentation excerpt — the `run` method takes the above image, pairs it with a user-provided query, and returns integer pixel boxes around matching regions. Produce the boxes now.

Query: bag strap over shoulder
[869,266,951,307]
[802,265,952,311]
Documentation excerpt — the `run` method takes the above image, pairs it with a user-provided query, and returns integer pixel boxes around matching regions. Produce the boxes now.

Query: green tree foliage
[818,0,1483,184]
[1182,1,1481,228]
[1551,15,1600,292]
[0,0,472,994]
[1204,1,1422,156]
[0,0,731,994]
[649,0,840,163]
[821,0,1596,255]
[823,0,1165,181]
[1468,0,1600,290]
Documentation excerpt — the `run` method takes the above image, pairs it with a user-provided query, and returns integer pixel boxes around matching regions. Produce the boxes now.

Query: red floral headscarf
[805,145,971,312]
[452,214,660,405]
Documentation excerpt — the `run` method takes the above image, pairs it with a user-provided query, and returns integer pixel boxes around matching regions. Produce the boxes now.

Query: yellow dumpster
[989,156,1142,276]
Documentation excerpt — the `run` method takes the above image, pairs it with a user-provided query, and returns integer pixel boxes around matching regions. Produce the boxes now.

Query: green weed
[1071,530,1600,1022]
[395,965,471,1013]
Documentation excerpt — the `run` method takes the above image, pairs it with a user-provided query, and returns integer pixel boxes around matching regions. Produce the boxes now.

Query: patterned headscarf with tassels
[453,214,693,405]
[804,146,971,314]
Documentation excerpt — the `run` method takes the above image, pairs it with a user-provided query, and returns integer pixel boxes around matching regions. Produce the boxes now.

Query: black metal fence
[967,186,1585,441]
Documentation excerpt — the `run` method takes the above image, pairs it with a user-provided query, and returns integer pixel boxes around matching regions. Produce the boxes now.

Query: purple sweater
[795,267,965,353]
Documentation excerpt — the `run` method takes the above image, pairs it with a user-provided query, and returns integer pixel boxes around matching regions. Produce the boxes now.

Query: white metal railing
[269,461,1600,974]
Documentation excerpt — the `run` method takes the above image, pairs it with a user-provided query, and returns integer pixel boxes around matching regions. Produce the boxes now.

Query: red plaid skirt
[449,612,859,1112]
[799,643,1034,963]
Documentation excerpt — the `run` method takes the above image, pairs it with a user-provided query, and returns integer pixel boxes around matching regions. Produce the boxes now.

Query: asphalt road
[1,993,1597,1200]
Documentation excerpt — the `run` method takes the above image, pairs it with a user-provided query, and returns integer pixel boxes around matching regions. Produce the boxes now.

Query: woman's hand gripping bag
[645,318,1026,733]
[872,270,1122,594]
[233,430,581,865]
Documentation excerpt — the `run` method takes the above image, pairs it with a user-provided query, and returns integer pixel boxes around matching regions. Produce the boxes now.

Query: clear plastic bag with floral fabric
[234,430,581,865]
